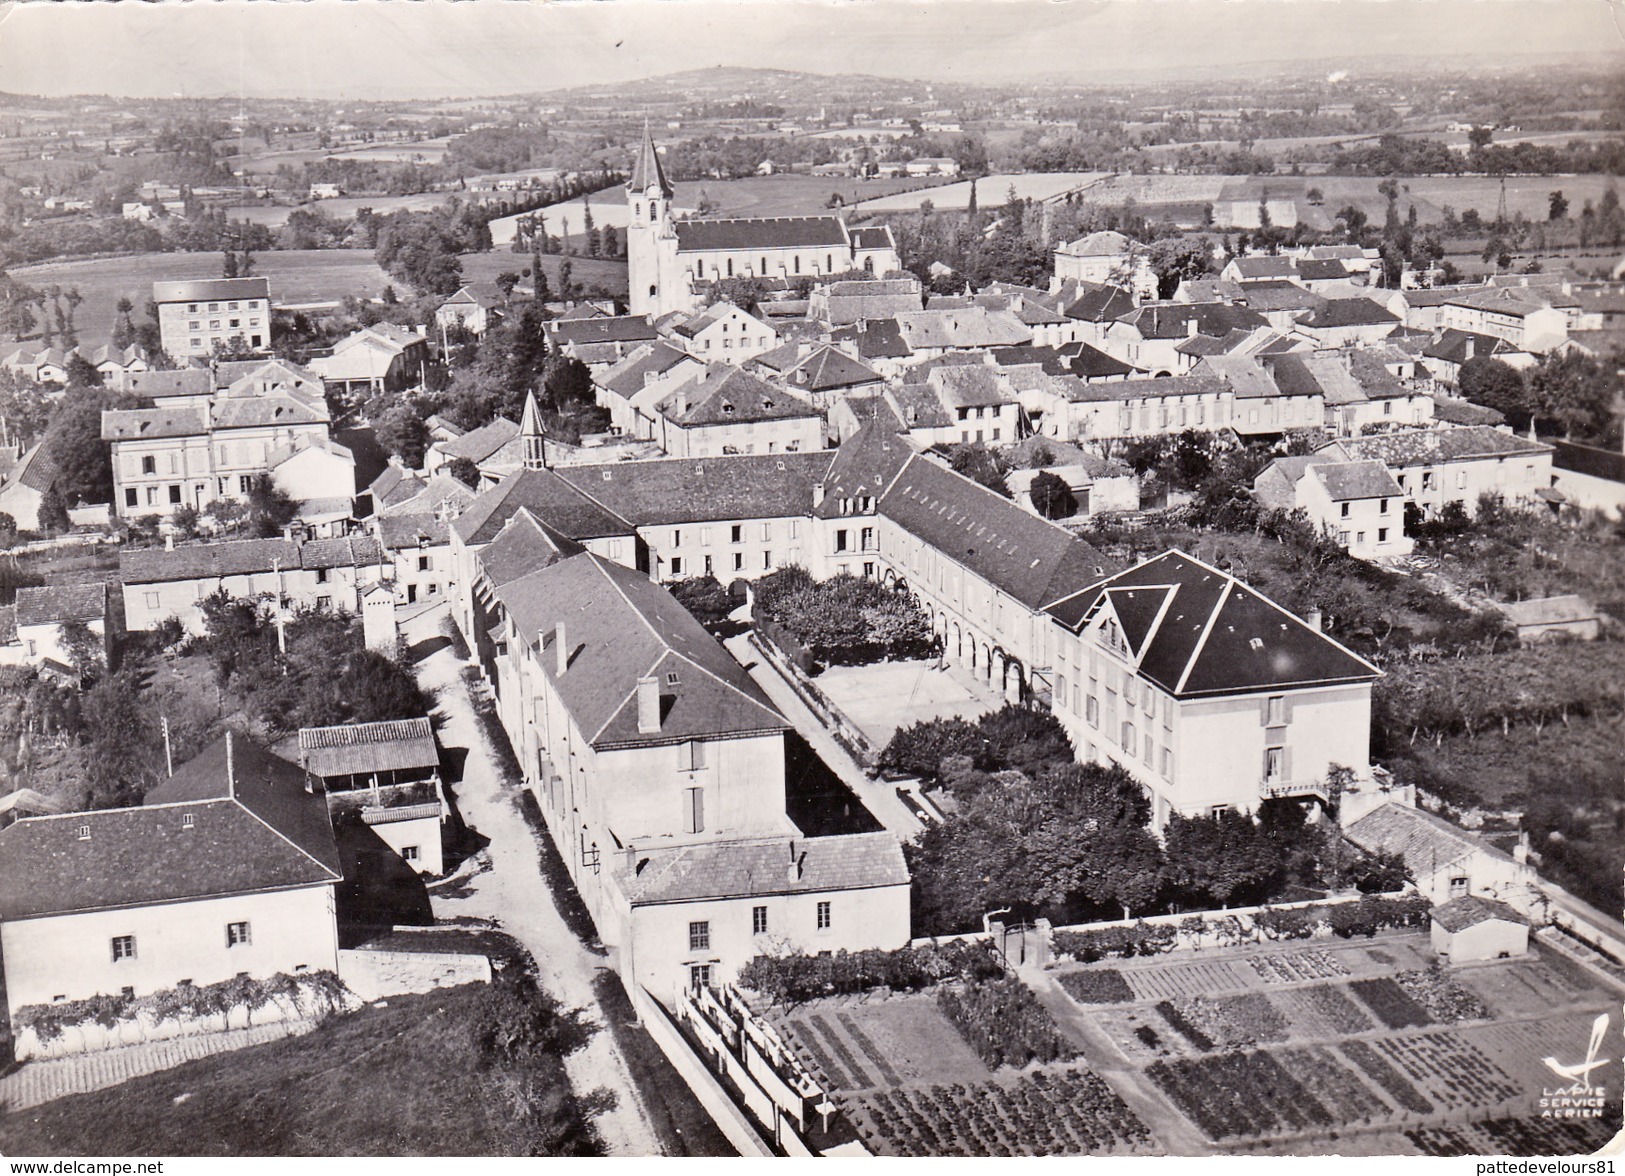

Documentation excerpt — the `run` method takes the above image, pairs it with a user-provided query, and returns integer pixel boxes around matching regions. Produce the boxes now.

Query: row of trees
[753,565,935,667]
[1457,351,1624,449]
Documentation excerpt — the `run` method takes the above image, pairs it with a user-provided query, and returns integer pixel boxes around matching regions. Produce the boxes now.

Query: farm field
[458,251,628,298]
[1046,932,1620,1155]
[490,173,949,247]
[852,172,1110,214]
[8,250,398,349]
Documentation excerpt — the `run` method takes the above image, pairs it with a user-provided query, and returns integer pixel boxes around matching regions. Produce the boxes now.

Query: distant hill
[532,66,961,106]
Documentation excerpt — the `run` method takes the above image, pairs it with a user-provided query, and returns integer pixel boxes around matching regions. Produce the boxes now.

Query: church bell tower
[626,122,675,317]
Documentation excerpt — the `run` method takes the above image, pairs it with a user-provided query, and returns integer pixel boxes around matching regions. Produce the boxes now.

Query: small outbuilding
[1498,595,1600,644]
[1430,894,1529,963]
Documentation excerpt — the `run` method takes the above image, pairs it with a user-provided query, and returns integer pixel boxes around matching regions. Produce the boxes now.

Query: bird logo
[1542,1013,1611,1093]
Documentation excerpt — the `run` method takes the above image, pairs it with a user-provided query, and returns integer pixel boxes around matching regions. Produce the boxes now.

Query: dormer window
[182,813,195,829]
[666,671,680,686]
[1249,637,1265,652]
[77,825,91,841]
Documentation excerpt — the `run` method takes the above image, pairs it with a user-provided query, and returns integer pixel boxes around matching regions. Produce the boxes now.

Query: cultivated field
[8,250,398,348]
[851,172,1110,214]
[458,251,629,297]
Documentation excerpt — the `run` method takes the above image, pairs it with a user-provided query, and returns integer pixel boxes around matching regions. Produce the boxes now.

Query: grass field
[852,172,1108,214]
[459,250,628,297]
[9,250,397,348]
[0,983,603,1157]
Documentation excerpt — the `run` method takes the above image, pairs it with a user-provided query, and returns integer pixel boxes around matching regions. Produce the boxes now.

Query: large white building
[626,128,901,319]
[152,277,274,360]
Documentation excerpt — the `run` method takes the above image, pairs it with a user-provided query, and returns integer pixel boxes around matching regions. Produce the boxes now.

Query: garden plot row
[1370,1031,1522,1113]
[1118,958,1256,1001]
[1145,1045,1398,1141]
[1406,1114,1620,1157]
[1459,1011,1616,1090]
[1455,959,1599,1020]
[848,1069,1153,1157]
[782,1011,893,1092]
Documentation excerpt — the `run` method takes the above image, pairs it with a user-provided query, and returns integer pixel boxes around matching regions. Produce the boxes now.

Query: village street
[403,604,664,1157]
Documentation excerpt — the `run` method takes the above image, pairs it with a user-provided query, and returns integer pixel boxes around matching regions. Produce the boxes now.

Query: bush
[737,941,1003,1007]
[1056,969,1134,1004]
[937,977,1078,1069]
[754,567,934,666]
[669,575,734,628]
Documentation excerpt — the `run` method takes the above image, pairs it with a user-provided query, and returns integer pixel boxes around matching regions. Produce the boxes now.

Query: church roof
[675,216,850,253]
[627,124,674,199]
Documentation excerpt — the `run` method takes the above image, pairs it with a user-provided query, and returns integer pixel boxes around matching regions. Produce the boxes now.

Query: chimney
[787,840,802,883]
[812,483,825,508]
[636,675,660,734]
[554,621,568,676]
[165,532,175,551]
[1305,607,1323,632]
[797,341,812,359]
[675,392,687,417]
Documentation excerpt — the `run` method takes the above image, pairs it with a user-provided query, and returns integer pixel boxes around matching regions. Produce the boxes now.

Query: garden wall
[747,630,877,766]
[336,947,491,1001]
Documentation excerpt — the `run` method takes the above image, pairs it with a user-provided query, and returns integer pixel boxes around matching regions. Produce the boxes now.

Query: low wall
[747,630,877,766]
[14,995,320,1061]
[337,947,491,1001]
[631,986,777,1158]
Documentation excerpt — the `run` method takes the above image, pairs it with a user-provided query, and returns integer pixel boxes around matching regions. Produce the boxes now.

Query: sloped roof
[1431,396,1506,427]
[0,735,340,921]
[928,364,1010,409]
[1329,425,1551,468]
[1117,303,1267,339]
[152,277,270,304]
[120,537,301,584]
[5,440,61,494]
[1235,281,1326,313]
[491,552,787,748]
[436,417,520,464]
[657,364,819,427]
[1297,259,1351,281]
[211,394,330,430]
[879,452,1119,611]
[675,215,849,253]
[849,225,895,251]
[299,535,385,571]
[558,451,834,526]
[548,315,657,347]
[886,383,953,429]
[616,832,909,905]
[15,583,106,626]
[1310,459,1404,502]
[1060,374,1225,404]
[894,306,1031,351]
[368,464,424,509]
[1302,299,1400,329]
[771,345,882,393]
[1045,550,1378,698]
[102,406,210,442]
[124,368,213,400]
[478,507,584,588]
[452,467,634,546]
[298,716,438,778]
[1424,329,1517,365]
[1229,257,1299,279]
[267,433,355,470]
[1344,801,1511,876]
[1058,230,1136,258]
[672,303,764,339]
[1061,283,1137,324]
[1433,894,1527,932]
[627,124,674,198]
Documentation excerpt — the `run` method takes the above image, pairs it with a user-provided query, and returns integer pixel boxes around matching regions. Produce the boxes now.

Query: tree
[374,402,431,469]
[245,474,299,538]
[446,456,482,488]
[1028,470,1077,519]
[1162,809,1285,908]
[1548,190,1569,221]
[57,619,104,681]
[670,575,734,627]
[1457,357,1531,426]
[541,354,592,410]
[945,442,1012,498]
[171,504,202,541]
[1528,350,1624,445]
[1146,236,1215,299]
[1468,125,1494,151]
[64,352,102,388]
[36,483,70,533]
[495,271,521,302]
[0,512,16,548]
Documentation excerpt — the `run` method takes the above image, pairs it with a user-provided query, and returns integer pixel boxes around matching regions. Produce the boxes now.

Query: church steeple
[627,121,673,199]
[521,391,548,470]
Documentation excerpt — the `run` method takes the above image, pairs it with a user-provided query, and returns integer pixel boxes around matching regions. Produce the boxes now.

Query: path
[721,632,922,837]
[0,1022,309,1113]
[1015,963,1213,1157]
[406,604,662,1157]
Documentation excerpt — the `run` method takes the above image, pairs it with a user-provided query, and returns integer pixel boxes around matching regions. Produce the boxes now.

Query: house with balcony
[1042,550,1383,825]
[299,717,446,875]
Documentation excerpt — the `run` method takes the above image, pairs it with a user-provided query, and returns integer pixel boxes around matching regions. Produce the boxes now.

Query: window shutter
[1260,696,1271,726]
[1262,748,1272,780]
[1283,696,1295,725]
[1280,747,1292,784]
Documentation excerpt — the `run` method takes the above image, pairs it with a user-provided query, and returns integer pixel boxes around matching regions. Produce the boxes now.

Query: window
[1422,470,1436,491]
[816,901,832,930]
[834,529,849,552]
[690,964,712,990]
[125,488,138,508]
[1264,746,1284,783]
[226,921,252,947]
[1340,502,1350,518]
[703,554,714,576]
[146,486,158,506]
[1211,804,1230,818]
[239,475,253,494]
[181,811,195,828]
[1456,469,1468,489]
[689,921,710,951]
[730,524,742,544]
[314,567,330,584]
[752,906,768,934]
[168,484,182,504]
[672,528,682,547]
[316,596,332,610]
[679,741,708,772]
[861,527,875,550]
[669,556,683,575]
[1143,733,1154,763]
[1086,696,1099,728]
[111,935,136,962]
[1161,747,1173,778]
[684,786,705,834]
[1266,695,1285,725]
[1378,527,1390,542]
[1356,531,1366,545]
[1338,530,1351,545]
[1448,875,1469,898]
[759,522,771,542]
[1121,720,1135,749]
[732,552,744,572]
[401,845,420,862]
[762,551,772,570]
[141,455,156,475]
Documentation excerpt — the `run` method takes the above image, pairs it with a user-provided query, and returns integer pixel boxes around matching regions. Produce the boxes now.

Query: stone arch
[999,653,1026,704]
[980,643,993,680]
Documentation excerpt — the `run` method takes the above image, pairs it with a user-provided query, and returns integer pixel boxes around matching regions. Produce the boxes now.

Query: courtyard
[812,659,1006,752]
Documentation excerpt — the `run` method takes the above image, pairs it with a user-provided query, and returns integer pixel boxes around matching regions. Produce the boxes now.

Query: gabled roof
[368,464,424,509]
[490,552,787,749]
[1328,425,1551,468]
[1344,801,1511,876]
[124,368,213,401]
[1424,328,1518,365]
[267,433,354,470]
[558,451,834,526]
[211,394,329,430]
[453,467,634,546]
[1310,459,1405,502]
[849,225,895,252]
[1116,303,1267,339]
[615,832,909,905]
[928,364,1010,409]
[1433,894,1527,932]
[4,439,61,494]
[1061,283,1137,324]
[1058,230,1136,258]
[1046,550,1378,698]
[675,215,848,253]
[656,364,819,427]
[548,315,657,347]
[1301,299,1400,329]
[120,537,301,584]
[436,417,520,464]
[478,507,584,588]
[894,306,1031,351]
[298,716,438,778]
[1228,257,1299,280]
[770,345,882,393]
[1059,373,1225,404]
[1431,396,1506,427]
[1296,258,1351,281]
[15,583,106,627]
[102,406,211,442]
[0,735,340,921]
[878,452,1119,612]
[299,535,385,571]
[672,303,767,340]
[597,342,701,401]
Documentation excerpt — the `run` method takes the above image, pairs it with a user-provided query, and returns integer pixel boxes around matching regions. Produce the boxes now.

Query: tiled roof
[1310,459,1404,502]
[676,215,849,253]
[15,583,106,626]
[5,440,60,494]
[1229,257,1298,280]
[1296,259,1351,281]
[375,513,450,550]
[453,467,634,546]
[368,464,423,509]
[1046,550,1378,698]
[267,433,355,470]
[1344,801,1511,876]
[560,451,834,526]
[1445,287,1558,318]
[478,507,584,588]
[548,315,657,347]
[491,552,786,748]
[837,318,910,360]
[1057,230,1135,258]
[1329,425,1551,468]
[849,225,895,251]
[928,365,1010,409]
[770,345,882,393]
[672,303,756,339]
[152,277,270,304]
[1431,396,1506,427]
[298,716,438,778]
[656,364,819,427]
[615,832,909,905]
[1060,374,1225,404]
[1301,299,1400,329]
[1424,329,1516,365]
[627,125,674,198]
[102,406,210,441]
[436,417,520,464]
[1061,283,1137,324]
[0,735,339,921]
[1234,281,1325,313]
[124,368,213,400]
[211,394,330,430]
[376,472,474,521]
[1433,894,1526,932]
[886,383,953,429]
[879,452,1120,611]
[1117,303,1267,339]
[299,535,385,571]
[894,307,1031,351]
[120,537,300,584]
[1307,245,1366,261]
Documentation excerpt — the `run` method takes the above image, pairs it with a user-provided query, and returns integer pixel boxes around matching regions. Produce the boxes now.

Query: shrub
[1056,969,1134,1004]
[936,978,1078,1069]
[737,941,1003,1007]
[754,567,934,666]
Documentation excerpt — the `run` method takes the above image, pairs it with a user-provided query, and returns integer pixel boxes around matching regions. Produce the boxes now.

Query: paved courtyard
[813,659,1006,750]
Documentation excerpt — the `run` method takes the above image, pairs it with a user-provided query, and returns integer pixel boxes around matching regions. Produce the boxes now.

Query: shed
[1430,894,1529,962]
[1498,595,1600,644]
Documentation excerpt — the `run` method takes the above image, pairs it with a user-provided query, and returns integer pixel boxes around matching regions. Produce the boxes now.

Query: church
[626,128,902,318]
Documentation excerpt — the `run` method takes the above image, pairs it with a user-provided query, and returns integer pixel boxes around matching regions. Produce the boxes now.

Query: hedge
[737,941,1003,1006]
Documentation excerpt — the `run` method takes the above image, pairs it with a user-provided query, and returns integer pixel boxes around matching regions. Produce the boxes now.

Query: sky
[0,0,1617,102]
